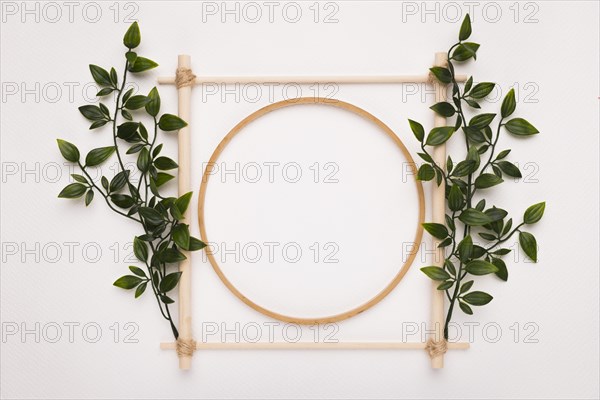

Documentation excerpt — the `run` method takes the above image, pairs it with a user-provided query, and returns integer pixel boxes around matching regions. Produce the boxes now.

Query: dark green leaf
[429,67,452,84]
[421,266,451,281]
[161,248,187,263]
[78,105,105,121]
[89,120,108,130]
[519,231,538,262]
[172,224,191,250]
[89,65,112,86]
[159,272,182,293]
[459,301,473,315]
[422,223,449,240]
[110,170,130,192]
[57,139,80,162]
[466,259,499,275]
[154,156,178,170]
[158,114,187,131]
[408,119,424,142]
[458,235,473,261]
[485,207,507,222]
[58,183,87,198]
[430,102,455,117]
[84,190,94,206]
[123,21,141,49]
[475,173,503,189]
[459,209,493,226]
[426,126,455,146]
[479,232,497,241]
[492,258,508,281]
[437,281,454,290]
[460,280,474,294]
[188,237,207,251]
[501,88,516,118]
[469,113,496,129]
[505,118,539,136]
[524,202,545,224]
[135,282,147,298]
[469,82,495,99]
[133,236,148,262]
[160,295,175,304]
[124,95,149,110]
[129,266,146,277]
[155,172,174,187]
[459,14,472,41]
[175,192,193,215]
[463,291,493,306]
[110,194,135,208]
[497,161,521,178]
[85,146,115,167]
[128,57,158,73]
[71,174,87,184]
[146,87,161,117]
[97,88,114,97]
[417,164,435,181]
[448,184,465,211]
[138,207,164,225]
[452,160,476,177]
[496,149,511,160]
[113,275,142,289]
[127,144,145,154]
[137,147,151,172]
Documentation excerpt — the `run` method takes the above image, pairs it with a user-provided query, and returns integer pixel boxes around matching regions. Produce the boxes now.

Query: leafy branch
[410,14,545,339]
[56,22,206,339]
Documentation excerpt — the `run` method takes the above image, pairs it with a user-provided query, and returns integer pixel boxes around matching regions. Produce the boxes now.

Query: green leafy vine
[56,22,206,339]
[410,14,545,339]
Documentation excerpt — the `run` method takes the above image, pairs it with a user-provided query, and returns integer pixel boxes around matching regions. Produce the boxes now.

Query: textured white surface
[1,1,598,399]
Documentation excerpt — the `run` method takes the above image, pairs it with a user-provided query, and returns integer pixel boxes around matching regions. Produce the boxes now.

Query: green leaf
[421,266,451,281]
[430,102,455,117]
[475,173,503,189]
[126,51,137,64]
[161,248,187,263]
[458,235,473,261]
[129,266,146,278]
[89,120,108,130]
[459,209,493,226]
[422,223,449,240]
[71,174,87,184]
[448,185,464,211]
[188,237,207,251]
[173,193,192,216]
[459,13,472,40]
[85,146,115,167]
[425,126,455,146]
[452,160,476,177]
[110,194,135,208]
[137,147,151,172]
[57,139,80,162]
[172,224,191,250]
[159,272,181,293]
[158,114,187,131]
[408,119,425,142]
[497,161,521,178]
[437,281,454,290]
[469,113,496,129]
[466,260,499,275]
[460,280,474,294]
[146,87,161,117]
[417,164,435,181]
[133,236,148,262]
[496,149,511,160]
[78,105,105,121]
[519,231,538,262]
[505,118,539,136]
[58,183,87,198]
[123,21,141,49]
[492,258,508,281]
[429,67,452,84]
[127,144,145,154]
[110,170,130,192]
[155,172,174,187]
[89,65,112,86]
[469,82,495,99]
[138,207,164,225]
[524,202,545,224]
[452,43,477,61]
[113,275,142,289]
[110,68,118,86]
[459,302,473,315]
[84,190,94,206]
[501,88,516,118]
[154,156,178,170]
[124,95,149,110]
[135,282,147,298]
[97,87,114,97]
[128,57,158,73]
[462,291,493,306]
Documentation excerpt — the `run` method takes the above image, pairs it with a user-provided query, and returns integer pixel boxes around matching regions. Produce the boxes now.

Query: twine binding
[425,338,448,359]
[175,67,196,89]
[176,338,196,357]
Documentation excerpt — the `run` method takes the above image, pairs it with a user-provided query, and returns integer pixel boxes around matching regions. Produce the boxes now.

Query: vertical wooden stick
[430,52,448,369]
[177,54,193,370]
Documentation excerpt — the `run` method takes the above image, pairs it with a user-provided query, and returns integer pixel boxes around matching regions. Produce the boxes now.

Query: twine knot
[425,338,448,358]
[175,67,196,89]
[176,338,196,357]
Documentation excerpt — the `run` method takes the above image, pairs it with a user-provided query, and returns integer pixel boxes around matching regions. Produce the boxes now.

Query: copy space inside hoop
[201,102,421,320]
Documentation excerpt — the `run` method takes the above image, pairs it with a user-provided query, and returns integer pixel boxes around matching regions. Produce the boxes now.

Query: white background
[1,1,599,399]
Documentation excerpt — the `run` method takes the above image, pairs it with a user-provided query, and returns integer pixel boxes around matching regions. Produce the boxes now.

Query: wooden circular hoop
[198,97,425,324]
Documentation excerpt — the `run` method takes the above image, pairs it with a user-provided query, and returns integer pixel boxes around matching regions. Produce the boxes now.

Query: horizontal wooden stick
[160,341,470,350]
[157,74,468,85]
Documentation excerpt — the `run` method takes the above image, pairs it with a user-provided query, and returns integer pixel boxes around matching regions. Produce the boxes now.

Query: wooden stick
[158,74,468,85]
[160,341,470,351]
[430,52,449,369]
[176,55,194,370]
